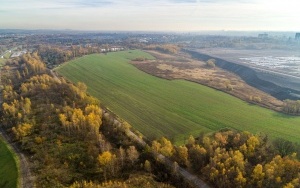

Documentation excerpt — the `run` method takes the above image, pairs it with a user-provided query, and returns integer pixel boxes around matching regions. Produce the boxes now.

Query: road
[50,70,61,83]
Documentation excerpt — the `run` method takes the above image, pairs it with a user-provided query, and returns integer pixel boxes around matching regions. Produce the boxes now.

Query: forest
[163,130,300,188]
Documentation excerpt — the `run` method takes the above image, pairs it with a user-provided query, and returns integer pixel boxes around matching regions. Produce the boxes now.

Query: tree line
[144,44,180,54]
[37,45,123,69]
[283,100,300,115]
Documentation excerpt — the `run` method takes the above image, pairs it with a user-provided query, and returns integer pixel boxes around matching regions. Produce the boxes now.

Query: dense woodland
[1,51,300,188]
[158,131,300,188]
[37,45,121,69]
[283,100,300,115]
[143,44,180,54]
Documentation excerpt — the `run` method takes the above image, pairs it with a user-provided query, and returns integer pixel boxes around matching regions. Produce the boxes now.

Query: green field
[0,50,12,66]
[57,50,300,144]
[0,58,5,66]
[0,138,18,188]
[3,52,11,59]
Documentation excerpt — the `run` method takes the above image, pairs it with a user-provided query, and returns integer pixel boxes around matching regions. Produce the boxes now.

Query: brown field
[131,50,283,111]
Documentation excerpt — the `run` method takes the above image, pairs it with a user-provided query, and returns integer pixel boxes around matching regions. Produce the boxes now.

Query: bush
[206,59,216,68]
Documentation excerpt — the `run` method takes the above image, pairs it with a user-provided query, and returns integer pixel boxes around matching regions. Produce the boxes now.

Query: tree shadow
[272,112,299,119]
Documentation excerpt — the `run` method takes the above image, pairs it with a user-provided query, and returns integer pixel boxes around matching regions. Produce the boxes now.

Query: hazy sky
[0,0,299,31]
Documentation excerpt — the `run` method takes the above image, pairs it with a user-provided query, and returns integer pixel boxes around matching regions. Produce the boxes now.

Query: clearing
[56,50,300,144]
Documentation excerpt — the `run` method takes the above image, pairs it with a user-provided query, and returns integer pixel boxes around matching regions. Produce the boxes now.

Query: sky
[0,0,299,31]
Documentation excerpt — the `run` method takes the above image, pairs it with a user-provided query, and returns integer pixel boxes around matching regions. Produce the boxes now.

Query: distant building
[258,33,268,39]
[139,39,148,43]
[296,33,300,40]
[11,50,27,58]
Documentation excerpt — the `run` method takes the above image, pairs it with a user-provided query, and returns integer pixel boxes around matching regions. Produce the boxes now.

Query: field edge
[0,135,20,188]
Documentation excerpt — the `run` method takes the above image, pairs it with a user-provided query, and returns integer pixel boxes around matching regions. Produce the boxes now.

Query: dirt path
[50,69,61,83]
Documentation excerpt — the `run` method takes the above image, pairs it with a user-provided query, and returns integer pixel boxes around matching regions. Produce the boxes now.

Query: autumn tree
[126,146,139,165]
[144,160,152,172]
[12,123,33,140]
[98,151,116,181]
[173,146,189,167]
[251,164,265,187]
[206,59,216,68]
[118,147,126,168]
[273,138,296,157]
[203,148,247,188]
[151,140,161,153]
[159,137,174,157]
[188,144,207,171]
[283,100,300,115]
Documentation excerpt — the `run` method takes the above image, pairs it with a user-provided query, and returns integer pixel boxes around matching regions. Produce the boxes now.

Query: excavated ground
[131,50,284,112]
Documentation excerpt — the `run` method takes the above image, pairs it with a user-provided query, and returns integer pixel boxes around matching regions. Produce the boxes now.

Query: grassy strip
[57,50,300,144]
[0,136,19,188]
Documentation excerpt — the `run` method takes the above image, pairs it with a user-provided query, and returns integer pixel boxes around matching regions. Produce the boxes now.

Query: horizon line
[0,28,299,33]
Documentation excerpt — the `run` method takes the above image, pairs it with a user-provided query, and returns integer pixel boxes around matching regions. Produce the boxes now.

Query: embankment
[185,49,300,100]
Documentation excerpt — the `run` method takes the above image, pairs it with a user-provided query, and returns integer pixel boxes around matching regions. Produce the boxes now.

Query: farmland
[3,51,11,59]
[56,50,300,144]
[0,58,5,66]
[0,138,18,188]
[0,51,11,66]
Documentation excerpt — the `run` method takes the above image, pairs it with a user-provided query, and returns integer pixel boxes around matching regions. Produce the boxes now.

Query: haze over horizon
[0,0,299,32]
